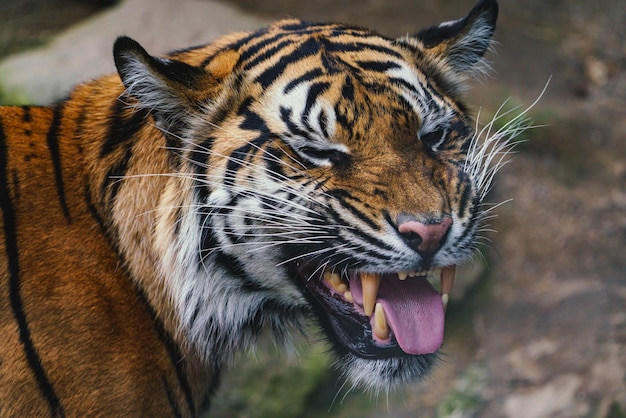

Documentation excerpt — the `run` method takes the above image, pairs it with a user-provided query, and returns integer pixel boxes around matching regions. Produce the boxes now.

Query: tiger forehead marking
[233,21,456,140]
[2,1,523,415]
[209,23,468,226]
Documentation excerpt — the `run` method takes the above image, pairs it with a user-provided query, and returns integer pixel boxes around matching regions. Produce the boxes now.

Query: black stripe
[456,199,481,244]
[199,206,219,266]
[283,68,324,94]
[318,110,331,139]
[84,184,114,243]
[100,100,147,158]
[265,146,287,180]
[102,144,133,211]
[224,145,249,189]
[326,189,380,231]
[457,174,472,219]
[238,97,271,133]
[335,79,355,137]
[279,107,313,141]
[214,27,269,67]
[389,76,434,103]
[278,21,325,32]
[222,104,272,188]
[303,81,330,124]
[254,37,322,88]
[356,60,401,73]
[137,290,197,417]
[243,38,293,71]
[325,40,404,60]
[21,106,32,123]
[340,76,355,102]
[73,103,89,150]
[0,116,66,417]
[46,104,71,222]
[340,222,398,256]
[11,168,20,201]
[219,253,269,293]
[163,376,184,418]
[190,136,217,185]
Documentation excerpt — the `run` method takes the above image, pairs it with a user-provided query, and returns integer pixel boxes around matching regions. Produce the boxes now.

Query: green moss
[606,402,626,418]
[208,335,335,418]
[436,364,487,418]
[0,80,29,105]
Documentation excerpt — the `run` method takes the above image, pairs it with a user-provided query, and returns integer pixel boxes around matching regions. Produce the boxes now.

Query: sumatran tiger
[0,0,521,415]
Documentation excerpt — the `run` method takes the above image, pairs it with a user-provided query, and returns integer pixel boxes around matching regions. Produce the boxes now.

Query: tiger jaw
[294,263,456,359]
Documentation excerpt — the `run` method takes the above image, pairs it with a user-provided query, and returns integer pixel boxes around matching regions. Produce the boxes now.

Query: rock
[0,0,265,104]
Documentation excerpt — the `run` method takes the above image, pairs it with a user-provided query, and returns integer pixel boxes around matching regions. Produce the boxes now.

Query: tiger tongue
[350,274,445,355]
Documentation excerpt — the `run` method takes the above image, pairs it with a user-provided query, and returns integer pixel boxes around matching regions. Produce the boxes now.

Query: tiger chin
[0,0,507,415]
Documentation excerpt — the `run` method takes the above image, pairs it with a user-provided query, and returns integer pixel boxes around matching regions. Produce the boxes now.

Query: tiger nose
[397,215,453,259]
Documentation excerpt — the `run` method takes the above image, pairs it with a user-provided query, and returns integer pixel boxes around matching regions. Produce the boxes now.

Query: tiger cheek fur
[1,0,505,415]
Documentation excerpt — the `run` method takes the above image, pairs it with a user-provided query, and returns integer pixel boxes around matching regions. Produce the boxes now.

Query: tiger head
[113,0,504,391]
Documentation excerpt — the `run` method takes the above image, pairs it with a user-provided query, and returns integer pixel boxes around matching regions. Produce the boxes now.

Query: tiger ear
[412,0,498,78]
[113,36,211,133]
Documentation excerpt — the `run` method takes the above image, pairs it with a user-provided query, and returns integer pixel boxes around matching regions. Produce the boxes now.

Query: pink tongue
[350,275,444,355]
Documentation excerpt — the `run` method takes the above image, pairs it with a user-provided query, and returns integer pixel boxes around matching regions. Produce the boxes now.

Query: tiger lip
[323,266,456,342]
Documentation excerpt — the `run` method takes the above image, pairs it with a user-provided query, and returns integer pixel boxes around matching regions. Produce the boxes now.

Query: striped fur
[0,1,508,415]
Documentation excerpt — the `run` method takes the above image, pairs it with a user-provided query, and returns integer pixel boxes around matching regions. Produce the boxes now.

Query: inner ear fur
[413,0,498,76]
[113,36,231,130]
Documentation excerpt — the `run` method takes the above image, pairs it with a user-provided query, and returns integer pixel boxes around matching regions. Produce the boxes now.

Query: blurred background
[1,0,624,416]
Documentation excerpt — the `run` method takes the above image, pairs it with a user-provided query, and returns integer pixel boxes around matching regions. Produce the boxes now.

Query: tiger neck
[74,79,271,377]
[70,80,217,369]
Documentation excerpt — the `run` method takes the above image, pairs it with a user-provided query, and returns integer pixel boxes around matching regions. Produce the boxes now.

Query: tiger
[0,0,514,415]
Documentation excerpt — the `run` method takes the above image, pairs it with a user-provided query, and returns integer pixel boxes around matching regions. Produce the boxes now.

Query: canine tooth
[440,265,456,295]
[344,290,353,302]
[336,283,348,293]
[373,303,390,340]
[398,272,408,281]
[361,272,381,316]
[440,265,456,310]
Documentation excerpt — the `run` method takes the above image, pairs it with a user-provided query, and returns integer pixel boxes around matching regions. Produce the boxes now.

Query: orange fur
[0,2,500,414]
[0,100,213,415]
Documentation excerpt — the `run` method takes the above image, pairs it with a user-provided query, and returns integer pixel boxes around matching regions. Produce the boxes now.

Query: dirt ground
[1,0,625,416]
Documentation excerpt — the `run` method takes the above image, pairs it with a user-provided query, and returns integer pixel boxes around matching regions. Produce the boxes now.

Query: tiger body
[0,93,213,415]
[1,1,508,415]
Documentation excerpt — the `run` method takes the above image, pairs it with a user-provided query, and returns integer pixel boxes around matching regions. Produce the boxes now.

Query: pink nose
[397,216,453,257]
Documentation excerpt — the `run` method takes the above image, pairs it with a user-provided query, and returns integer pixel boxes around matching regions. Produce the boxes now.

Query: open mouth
[292,263,456,359]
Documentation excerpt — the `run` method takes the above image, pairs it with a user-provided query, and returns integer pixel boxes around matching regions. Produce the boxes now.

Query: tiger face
[114,0,501,391]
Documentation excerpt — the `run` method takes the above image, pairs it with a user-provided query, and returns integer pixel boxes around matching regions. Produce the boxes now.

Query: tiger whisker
[201,237,339,256]
[175,148,316,198]
[467,78,550,202]
[159,123,336,202]
[141,200,327,227]
[123,169,326,216]
[275,243,353,267]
